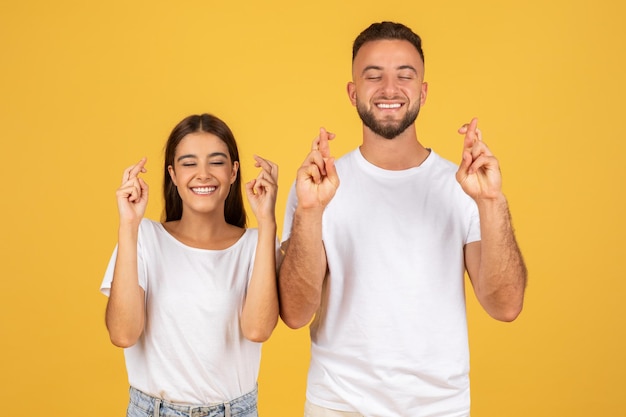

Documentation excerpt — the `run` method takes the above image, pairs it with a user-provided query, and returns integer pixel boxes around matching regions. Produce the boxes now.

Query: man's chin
[369,122,410,139]
[357,105,419,139]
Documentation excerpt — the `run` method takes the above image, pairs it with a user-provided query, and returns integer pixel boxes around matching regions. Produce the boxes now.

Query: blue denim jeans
[126,386,258,417]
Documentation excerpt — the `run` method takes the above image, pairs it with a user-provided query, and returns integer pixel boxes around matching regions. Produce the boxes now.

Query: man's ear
[420,81,428,107]
[347,81,357,106]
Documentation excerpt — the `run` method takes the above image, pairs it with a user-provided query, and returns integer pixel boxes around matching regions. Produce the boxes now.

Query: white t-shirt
[101,219,261,404]
[282,149,481,417]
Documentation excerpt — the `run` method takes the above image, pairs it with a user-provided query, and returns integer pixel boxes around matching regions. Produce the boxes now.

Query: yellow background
[2,0,625,416]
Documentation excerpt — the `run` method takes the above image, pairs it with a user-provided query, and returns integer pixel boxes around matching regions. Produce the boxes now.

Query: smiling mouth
[191,186,216,195]
[376,103,402,109]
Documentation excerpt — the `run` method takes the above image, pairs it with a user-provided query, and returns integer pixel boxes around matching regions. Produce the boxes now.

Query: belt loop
[154,398,161,417]
[224,402,231,417]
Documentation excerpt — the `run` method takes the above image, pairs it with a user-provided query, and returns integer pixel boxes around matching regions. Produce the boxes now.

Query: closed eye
[398,72,415,80]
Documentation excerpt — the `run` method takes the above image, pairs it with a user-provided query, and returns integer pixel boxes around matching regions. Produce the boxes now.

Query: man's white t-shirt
[282,149,480,417]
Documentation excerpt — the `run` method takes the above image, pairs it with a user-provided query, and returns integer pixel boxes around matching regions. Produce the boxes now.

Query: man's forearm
[474,195,527,321]
[278,208,327,329]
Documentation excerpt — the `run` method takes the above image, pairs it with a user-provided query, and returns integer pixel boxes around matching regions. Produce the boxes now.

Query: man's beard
[356,101,420,140]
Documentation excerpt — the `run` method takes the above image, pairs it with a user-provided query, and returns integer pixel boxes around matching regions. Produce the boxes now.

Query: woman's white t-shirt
[101,219,261,404]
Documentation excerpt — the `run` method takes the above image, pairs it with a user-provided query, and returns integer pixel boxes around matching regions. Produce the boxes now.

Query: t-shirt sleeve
[466,201,481,244]
[99,245,118,297]
[99,220,149,297]
[244,230,282,283]
[281,180,298,243]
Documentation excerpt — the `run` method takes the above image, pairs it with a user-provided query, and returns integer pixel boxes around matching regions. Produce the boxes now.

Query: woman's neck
[163,213,244,250]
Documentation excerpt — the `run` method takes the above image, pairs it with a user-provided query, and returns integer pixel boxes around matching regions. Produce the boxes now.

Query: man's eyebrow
[397,65,418,74]
[361,65,418,75]
[361,65,383,75]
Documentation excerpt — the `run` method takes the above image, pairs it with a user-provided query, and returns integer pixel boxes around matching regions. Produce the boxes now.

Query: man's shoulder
[426,150,459,174]
[422,149,459,177]
[335,148,360,163]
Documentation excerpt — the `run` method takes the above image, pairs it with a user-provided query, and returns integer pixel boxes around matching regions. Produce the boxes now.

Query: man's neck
[360,127,430,170]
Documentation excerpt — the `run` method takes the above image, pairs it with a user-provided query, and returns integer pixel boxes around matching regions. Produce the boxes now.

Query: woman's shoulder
[140,217,160,226]
[137,218,170,244]
[230,227,260,252]
[138,218,164,233]
[239,227,258,245]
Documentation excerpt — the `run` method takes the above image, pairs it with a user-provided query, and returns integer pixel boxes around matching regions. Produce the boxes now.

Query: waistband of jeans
[129,385,257,415]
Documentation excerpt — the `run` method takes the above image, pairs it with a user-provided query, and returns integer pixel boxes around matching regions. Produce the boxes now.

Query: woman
[101,113,279,417]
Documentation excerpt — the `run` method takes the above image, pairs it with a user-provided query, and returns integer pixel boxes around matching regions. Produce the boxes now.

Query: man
[279,21,527,417]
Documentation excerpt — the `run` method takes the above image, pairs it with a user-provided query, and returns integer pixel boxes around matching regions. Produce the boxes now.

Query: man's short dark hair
[352,21,424,64]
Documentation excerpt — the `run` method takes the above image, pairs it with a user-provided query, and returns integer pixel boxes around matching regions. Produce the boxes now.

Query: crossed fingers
[119,157,148,203]
[458,118,495,174]
[307,127,335,179]
[251,155,278,194]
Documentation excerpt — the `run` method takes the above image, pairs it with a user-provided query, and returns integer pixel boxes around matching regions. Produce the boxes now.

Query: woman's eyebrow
[176,152,228,162]
[176,154,196,162]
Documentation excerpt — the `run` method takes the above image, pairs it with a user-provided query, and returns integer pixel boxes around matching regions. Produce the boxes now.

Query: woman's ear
[231,161,239,184]
[167,165,177,186]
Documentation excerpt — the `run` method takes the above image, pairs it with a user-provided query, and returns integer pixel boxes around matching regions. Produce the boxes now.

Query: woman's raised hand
[116,157,149,225]
[245,155,278,224]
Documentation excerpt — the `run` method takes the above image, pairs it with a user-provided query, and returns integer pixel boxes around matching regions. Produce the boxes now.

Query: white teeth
[377,103,401,109]
[192,186,216,194]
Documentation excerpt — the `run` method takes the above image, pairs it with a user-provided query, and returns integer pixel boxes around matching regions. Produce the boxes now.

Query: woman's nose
[196,165,212,180]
